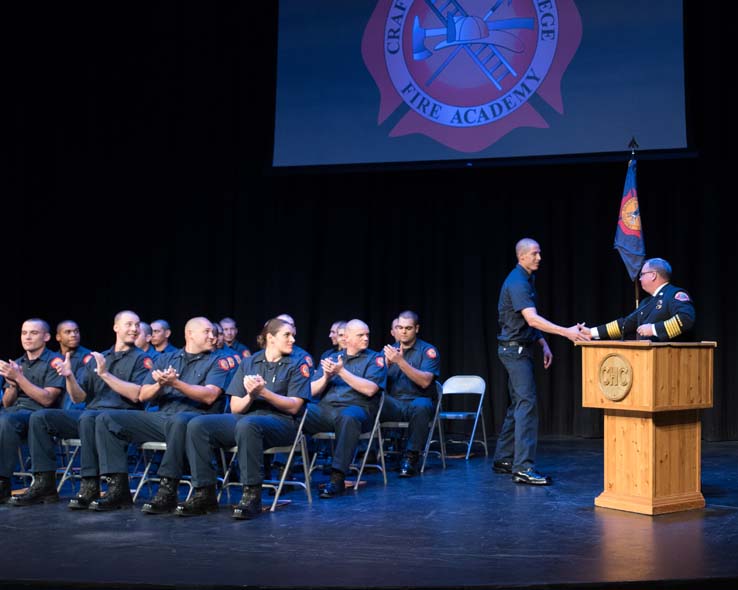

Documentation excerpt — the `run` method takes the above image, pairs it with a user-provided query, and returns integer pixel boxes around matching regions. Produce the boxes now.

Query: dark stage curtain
[4,2,735,440]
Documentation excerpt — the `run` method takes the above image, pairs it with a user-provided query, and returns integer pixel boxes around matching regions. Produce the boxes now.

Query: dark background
[4,2,733,440]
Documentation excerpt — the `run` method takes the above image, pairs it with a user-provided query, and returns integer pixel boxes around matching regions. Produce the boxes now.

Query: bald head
[516,238,539,259]
[345,319,370,354]
[185,317,215,354]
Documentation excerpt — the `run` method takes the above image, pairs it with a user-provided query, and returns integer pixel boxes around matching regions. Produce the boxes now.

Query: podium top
[575,341,717,348]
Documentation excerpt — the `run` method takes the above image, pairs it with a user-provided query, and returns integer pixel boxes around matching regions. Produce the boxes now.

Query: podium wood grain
[577,341,716,515]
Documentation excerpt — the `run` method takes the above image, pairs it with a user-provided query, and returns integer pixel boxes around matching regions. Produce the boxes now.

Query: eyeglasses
[639,270,656,278]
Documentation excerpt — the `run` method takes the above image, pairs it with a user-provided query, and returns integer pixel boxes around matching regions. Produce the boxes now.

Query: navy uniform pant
[303,403,372,475]
[96,410,200,478]
[380,395,434,453]
[28,409,104,476]
[186,411,297,487]
[0,409,32,479]
[493,344,538,472]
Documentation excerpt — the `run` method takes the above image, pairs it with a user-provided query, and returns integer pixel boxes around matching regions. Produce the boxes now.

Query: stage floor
[2,437,737,590]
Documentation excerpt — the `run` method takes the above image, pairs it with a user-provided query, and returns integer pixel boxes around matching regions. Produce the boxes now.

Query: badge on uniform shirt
[675,291,690,301]
[426,348,437,359]
[300,364,310,378]
[143,357,154,370]
[656,300,663,310]
[83,354,93,364]
[218,359,230,371]
[305,355,313,367]
[50,357,63,370]
[375,356,385,368]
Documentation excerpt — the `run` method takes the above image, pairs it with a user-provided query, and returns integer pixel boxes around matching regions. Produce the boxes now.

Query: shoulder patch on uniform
[305,355,313,367]
[674,291,690,302]
[83,354,93,364]
[375,356,385,368]
[300,364,310,378]
[426,348,437,359]
[218,358,230,371]
[143,357,154,370]
[227,357,235,369]
[50,357,63,370]
[234,355,242,365]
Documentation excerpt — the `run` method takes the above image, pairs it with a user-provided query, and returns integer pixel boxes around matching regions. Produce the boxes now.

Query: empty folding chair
[430,375,488,465]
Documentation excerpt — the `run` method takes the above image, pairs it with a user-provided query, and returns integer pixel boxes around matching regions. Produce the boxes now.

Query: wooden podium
[577,341,716,515]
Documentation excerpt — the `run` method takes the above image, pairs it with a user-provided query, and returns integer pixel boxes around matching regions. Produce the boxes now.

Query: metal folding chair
[308,393,387,491]
[56,438,82,493]
[430,375,488,465]
[379,381,443,473]
[219,408,312,511]
[131,441,194,502]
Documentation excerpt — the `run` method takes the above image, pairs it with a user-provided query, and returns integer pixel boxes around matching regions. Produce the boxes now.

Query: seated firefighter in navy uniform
[0,319,65,503]
[381,310,440,477]
[581,258,696,342]
[90,317,229,512]
[176,317,312,519]
[10,310,151,507]
[306,318,387,498]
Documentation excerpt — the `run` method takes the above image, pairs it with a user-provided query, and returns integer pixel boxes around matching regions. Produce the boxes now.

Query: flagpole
[628,136,640,309]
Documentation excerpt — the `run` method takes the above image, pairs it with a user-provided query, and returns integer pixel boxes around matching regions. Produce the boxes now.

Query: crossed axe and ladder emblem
[412,0,534,90]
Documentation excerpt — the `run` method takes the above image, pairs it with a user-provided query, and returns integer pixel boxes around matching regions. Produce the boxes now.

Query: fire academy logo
[361,0,582,152]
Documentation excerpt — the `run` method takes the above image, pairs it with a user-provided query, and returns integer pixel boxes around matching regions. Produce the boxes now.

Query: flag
[614,156,645,281]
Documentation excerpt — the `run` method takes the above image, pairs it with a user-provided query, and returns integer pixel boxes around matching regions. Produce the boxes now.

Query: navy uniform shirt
[594,283,696,342]
[77,346,151,410]
[320,346,340,361]
[145,348,230,414]
[213,347,238,390]
[3,348,65,411]
[62,345,93,410]
[230,340,251,358]
[157,343,178,355]
[497,264,543,344]
[226,349,311,417]
[313,349,387,413]
[386,338,440,401]
[292,345,315,376]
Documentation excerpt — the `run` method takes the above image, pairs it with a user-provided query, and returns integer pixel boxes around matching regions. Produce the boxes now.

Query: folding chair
[14,446,33,486]
[131,441,194,502]
[56,438,82,493]
[308,393,387,491]
[379,381,443,474]
[219,408,312,511]
[430,375,488,465]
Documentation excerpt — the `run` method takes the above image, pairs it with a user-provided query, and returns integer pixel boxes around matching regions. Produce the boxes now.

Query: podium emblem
[598,354,633,401]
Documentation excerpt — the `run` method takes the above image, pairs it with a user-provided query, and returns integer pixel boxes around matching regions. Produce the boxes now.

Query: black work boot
[89,474,133,511]
[232,484,262,520]
[175,485,218,517]
[0,476,13,504]
[68,477,100,510]
[399,451,419,478]
[10,471,59,506]
[319,469,346,499]
[141,477,180,515]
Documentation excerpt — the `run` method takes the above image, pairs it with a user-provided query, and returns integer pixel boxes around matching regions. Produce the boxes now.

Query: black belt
[499,340,533,348]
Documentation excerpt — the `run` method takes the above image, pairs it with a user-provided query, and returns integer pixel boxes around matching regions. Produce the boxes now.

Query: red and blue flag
[614,157,645,281]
